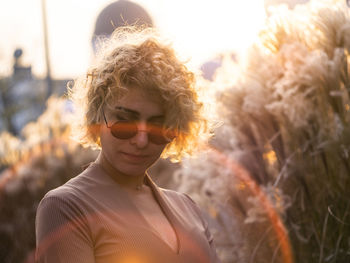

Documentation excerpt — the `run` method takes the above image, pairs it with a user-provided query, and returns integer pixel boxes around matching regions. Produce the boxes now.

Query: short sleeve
[183,193,222,263]
[35,195,94,263]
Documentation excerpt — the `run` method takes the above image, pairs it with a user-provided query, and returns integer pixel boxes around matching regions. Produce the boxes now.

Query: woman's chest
[91,213,178,263]
[88,205,212,263]
[132,192,179,252]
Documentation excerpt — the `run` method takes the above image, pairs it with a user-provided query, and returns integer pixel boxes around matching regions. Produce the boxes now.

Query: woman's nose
[130,122,148,148]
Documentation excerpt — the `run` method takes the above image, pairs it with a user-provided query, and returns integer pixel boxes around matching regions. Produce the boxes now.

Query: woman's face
[100,88,168,177]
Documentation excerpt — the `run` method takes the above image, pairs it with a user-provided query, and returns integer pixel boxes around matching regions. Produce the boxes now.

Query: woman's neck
[95,152,146,192]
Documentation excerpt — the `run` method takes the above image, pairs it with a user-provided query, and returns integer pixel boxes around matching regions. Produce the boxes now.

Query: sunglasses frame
[102,108,174,145]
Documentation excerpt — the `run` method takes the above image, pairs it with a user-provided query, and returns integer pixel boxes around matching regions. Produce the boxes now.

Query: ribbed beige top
[35,163,220,263]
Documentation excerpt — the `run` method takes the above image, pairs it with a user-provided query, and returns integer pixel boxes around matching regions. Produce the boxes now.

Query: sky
[0,0,267,79]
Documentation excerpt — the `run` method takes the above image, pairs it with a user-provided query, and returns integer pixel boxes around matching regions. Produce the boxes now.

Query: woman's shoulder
[37,181,84,217]
[40,182,77,205]
[160,188,201,212]
[159,186,195,201]
[38,163,98,209]
[35,172,94,255]
[36,171,97,229]
[159,188,208,230]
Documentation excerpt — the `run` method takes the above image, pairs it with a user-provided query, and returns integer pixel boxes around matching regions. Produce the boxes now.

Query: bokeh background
[1,0,349,262]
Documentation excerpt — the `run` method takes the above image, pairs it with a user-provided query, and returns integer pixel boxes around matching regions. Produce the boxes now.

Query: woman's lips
[121,152,149,162]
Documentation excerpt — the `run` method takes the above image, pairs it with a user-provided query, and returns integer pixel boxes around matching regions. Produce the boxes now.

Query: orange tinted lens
[147,125,175,144]
[110,121,138,139]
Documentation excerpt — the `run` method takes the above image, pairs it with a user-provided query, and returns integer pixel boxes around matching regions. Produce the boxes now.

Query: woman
[35,26,220,263]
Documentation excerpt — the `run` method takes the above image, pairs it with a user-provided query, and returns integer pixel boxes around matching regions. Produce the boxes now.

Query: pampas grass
[0,97,99,263]
[175,0,350,262]
[224,0,350,261]
[1,1,350,262]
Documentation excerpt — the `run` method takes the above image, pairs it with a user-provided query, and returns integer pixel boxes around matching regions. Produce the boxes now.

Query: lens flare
[212,146,294,263]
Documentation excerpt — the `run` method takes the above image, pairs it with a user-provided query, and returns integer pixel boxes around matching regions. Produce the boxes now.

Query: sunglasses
[102,109,175,145]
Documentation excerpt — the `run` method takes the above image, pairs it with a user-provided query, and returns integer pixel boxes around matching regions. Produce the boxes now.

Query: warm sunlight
[0,0,266,78]
[155,0,266,66]
[3,1,350,262]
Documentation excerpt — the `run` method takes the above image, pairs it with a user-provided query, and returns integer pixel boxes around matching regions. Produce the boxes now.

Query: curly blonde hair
[68,26,210,161]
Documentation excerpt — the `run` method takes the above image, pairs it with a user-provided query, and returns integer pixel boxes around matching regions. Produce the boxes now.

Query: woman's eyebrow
[115,106,139,116]
[115,106,164,120]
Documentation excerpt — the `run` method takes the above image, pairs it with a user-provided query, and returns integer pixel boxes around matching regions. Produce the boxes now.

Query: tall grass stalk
[216,0,350,261]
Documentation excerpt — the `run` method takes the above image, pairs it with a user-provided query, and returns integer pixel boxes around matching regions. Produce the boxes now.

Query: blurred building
[1,0,154,136]
[0,49,69,135]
